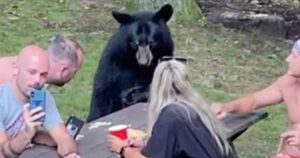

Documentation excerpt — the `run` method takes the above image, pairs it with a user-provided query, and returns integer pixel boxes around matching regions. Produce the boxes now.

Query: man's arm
[32,131,56,146]
[212,78,283,117]
[226,79,283,113]
[48,123,78,157]
[41,91,80,157]
[123,147,147,158]
[0,105,45,158]
[0,131,31,158]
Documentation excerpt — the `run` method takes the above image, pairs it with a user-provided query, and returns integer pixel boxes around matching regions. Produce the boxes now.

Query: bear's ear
[112,11,132,24]
[153,4,173,22]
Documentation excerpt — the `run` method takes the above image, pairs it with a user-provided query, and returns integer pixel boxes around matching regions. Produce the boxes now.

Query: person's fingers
[68,153,79,158]
[212,108,221,115]
[213,108,221,115]
[218,111,227,119]
[107,135,116,139]
[28,107,43,116]
[286,137,299,146]
[107,135,115,142]
[127,139,134,145]
[289,141,297,146]
[284,130,298,136]
[108,143,115,153]
[23,103,30,110]
[23,103,30,115]
[211,103,222,112]
[64,153,79,158]
[107,136,117,146]
[128,139,140,146]
[29,112,45,122]
[31,121,43,127]
[108,134,124,143]
[211,103,227,118]
[281,131,291,137]
[281,131,300,147]
[107,139,112,145]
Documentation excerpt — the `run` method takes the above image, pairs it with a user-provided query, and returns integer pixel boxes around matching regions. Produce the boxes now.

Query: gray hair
[148,60,231,156]
[48,35,84,67]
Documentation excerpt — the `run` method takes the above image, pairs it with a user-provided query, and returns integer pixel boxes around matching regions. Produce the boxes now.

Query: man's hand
[281,129,300,149]
[211,102,228,119]
[23,103,45,139]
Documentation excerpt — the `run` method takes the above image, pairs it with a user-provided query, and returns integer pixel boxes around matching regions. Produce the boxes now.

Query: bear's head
[112,4,174,67]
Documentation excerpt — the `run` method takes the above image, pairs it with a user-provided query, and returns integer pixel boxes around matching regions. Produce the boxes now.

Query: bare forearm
[49,124,79,157]
[32,131,56,146]
[0,144,5,158]
[225,95,256,113]
[123,147,147,158]
[9,131,31,154]
[56,137,78,157]
[1,132,31,158]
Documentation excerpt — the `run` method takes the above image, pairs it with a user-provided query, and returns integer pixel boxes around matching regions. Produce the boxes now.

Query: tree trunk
[126,0,205,26]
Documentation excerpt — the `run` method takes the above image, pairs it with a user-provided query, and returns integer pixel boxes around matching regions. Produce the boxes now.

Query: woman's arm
[108,135,147,158]
[123,147,147,158]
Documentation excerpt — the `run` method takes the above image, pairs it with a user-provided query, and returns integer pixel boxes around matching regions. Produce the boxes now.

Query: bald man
[0,45,80,158]
[0,35,84,87]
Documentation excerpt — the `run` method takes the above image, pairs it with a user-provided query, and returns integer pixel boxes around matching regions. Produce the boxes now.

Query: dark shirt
[141,104,225,158]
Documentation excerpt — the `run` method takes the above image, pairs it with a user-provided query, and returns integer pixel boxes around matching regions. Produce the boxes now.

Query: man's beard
[50,80,66,87]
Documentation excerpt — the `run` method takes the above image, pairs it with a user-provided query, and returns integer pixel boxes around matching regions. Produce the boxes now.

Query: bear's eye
[130,41,139,50]
[149,41,157,49]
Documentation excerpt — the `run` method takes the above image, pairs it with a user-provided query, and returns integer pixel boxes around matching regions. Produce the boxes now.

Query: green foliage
[174,0,206,26]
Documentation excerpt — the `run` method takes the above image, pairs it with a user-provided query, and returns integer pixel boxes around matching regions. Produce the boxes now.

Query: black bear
[87,4,174,122]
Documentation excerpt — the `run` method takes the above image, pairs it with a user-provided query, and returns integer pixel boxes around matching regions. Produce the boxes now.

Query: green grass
[0,0,293,157]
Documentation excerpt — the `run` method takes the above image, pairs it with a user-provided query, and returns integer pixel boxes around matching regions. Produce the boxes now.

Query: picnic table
[19,103,268,158]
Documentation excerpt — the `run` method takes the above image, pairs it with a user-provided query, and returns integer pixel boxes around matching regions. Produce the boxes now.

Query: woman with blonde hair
[108,58,232,158]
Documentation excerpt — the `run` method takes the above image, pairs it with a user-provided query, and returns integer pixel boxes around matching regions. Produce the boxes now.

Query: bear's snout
[136,45,153,66]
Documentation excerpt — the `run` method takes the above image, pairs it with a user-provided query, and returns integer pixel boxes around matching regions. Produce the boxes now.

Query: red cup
[108,124,128,140]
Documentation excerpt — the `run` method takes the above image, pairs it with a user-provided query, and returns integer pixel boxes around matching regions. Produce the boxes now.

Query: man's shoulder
[261,75,289,91]
[0,56,17,64]
[0,84,11,112]
[0,84,10,97]
[43,88,54,99]
[276,74,299,89]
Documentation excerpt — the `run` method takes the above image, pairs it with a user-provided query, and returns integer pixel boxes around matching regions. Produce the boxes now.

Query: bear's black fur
[87,4,174,122]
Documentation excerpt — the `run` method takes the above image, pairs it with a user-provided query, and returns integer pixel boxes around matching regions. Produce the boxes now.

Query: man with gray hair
[0,35,85,86]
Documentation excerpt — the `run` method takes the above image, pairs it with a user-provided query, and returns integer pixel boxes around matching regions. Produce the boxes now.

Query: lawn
[0,0,292,157]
